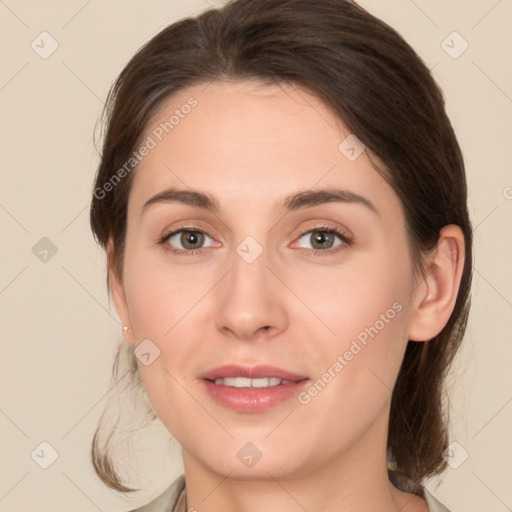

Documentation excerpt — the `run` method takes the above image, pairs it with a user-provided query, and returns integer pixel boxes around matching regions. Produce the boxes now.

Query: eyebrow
[141,187,379,217]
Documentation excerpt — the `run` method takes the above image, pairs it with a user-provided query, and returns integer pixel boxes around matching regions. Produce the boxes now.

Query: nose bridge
[214,232,288,339]
[232,234,270,291]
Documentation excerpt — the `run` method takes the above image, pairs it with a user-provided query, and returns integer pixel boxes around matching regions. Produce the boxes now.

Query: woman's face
[112,80,424,480]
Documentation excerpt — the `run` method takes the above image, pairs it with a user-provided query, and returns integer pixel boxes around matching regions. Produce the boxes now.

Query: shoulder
[389,469,451,512]
[126,474,186,512]
[423,487,451,512]
[126,471,451,512]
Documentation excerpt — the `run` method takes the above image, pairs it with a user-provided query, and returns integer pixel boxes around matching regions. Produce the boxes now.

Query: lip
[200,364,310,413]
[200,364,308,381]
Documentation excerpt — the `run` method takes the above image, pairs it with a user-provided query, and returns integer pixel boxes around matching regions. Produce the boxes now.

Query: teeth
[213,377,295,388]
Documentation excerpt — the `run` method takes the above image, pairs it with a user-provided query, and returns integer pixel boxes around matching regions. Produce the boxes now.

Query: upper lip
[201,364,309,381]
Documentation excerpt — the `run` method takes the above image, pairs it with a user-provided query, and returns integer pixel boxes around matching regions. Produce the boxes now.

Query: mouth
[200,364,310,412]
[201,363,308,382]
[210,377,296,387]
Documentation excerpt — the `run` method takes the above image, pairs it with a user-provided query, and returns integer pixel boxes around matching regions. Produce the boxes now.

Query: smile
[213,377,295,387]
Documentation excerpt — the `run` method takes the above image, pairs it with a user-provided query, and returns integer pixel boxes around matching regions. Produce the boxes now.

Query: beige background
[0,0,511,511]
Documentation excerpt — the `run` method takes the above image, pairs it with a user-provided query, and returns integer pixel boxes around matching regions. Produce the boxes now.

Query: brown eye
[179,230,205,250]
[296,228,348,252]
[161,229,214,253]
[309,231,337,250]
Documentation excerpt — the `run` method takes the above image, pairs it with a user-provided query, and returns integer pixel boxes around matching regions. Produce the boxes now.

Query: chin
[190,442,303,480]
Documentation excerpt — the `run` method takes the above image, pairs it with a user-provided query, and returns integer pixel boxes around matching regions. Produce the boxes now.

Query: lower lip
[201,379,310,412]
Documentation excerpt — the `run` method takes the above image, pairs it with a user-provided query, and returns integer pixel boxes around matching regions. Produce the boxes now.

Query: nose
[214,242,289,341]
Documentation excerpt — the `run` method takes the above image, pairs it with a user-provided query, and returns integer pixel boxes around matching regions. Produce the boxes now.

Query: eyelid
[160,225,217,252]
[290,222,352,254]
[159,221,352,255]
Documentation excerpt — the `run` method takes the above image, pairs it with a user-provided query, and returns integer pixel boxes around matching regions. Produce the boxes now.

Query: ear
[107,237,134,344]
[407,225,466,342]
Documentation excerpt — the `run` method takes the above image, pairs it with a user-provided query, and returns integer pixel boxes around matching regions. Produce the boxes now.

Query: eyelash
[158,223,352,257]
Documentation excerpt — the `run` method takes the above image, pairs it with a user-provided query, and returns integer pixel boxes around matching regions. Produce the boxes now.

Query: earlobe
[107,238,134,344]
[407,225,465,342]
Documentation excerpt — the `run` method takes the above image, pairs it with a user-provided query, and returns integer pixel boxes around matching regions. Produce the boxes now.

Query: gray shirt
[128,471,451,511]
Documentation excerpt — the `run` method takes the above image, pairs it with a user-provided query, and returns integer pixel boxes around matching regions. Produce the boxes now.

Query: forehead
[127,80,398,219]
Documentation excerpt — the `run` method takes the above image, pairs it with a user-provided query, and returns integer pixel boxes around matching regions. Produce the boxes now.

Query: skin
[109,80,465,512]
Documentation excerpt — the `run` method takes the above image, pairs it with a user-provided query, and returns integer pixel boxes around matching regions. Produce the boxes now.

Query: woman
[89,0,472,510]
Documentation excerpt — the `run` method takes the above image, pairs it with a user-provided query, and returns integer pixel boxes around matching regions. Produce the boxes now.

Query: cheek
[121,248,213,413]
[297,250,412,396]
[296,250,410,343]
[122,240,211,338]
[292,273,410,450]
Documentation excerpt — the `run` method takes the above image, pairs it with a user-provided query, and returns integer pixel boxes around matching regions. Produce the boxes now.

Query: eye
[160,228,215,254]
[159,224,351,257]
[294,226,351,255]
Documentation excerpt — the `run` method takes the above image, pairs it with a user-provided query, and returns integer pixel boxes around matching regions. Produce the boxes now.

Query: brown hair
[90,0,472,493]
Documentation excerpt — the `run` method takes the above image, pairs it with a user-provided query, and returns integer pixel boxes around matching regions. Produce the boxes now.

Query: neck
[180,406,425,512]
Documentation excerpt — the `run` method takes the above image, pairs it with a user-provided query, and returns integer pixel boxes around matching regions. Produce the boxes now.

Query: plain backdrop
[0,1,511,511]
